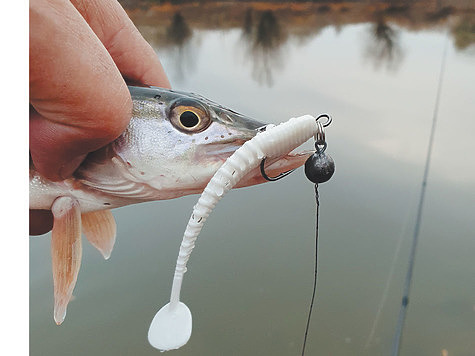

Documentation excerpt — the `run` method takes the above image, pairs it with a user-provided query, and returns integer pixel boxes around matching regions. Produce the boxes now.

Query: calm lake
[30,1,475,355]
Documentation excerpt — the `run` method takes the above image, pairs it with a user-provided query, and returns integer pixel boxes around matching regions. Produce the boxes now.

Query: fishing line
[301,118,335,356]
[390,34,449,356]
[301,184,320,356]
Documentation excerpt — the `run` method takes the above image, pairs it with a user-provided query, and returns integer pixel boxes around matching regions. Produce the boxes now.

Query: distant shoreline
[121,0,475,51]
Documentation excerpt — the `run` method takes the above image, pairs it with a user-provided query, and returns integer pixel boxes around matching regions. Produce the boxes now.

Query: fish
[29,86,310,324]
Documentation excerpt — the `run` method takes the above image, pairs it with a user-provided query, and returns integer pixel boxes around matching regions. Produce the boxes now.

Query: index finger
[71,0,171,88]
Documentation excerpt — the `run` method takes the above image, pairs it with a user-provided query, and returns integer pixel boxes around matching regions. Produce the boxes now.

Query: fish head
[83,87,310,201]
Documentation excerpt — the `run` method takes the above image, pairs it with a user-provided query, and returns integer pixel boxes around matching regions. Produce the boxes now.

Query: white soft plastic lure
[148,114,322,351]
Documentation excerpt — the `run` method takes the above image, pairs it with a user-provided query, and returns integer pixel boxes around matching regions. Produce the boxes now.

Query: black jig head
[304,143,335,184]
[304,115,335,184]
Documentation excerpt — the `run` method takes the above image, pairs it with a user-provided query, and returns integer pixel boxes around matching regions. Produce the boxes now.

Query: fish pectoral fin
[81,210,117,260]
[51,197,82,325]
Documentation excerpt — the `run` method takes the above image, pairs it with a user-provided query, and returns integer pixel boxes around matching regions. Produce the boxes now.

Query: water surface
[30,2,475,355]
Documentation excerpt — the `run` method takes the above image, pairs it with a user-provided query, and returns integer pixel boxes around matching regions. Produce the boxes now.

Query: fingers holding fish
[29,0,133,181]
[29,0,171,236]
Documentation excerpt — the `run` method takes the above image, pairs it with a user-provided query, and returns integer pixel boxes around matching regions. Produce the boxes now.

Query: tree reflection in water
[241,10,287,87]
[364,17,404,71]
[164,12,195,82]
[129,2,472,81]
[242,8,253,38]
[166,12,192,47]
[452,17,475,52]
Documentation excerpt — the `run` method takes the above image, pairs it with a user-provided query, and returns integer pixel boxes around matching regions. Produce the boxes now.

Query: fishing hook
[260,159,296,181]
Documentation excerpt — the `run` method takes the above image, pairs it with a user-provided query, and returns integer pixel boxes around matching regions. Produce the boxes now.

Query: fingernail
[59,154,87,180]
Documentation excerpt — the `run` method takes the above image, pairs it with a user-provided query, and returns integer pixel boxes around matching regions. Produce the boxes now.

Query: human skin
[30,0,170,235]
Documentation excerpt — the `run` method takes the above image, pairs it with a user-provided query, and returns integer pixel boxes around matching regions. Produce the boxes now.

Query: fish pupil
[180,111,200,128]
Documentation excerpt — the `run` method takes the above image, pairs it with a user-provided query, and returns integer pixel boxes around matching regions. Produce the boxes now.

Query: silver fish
[29,86,309,324]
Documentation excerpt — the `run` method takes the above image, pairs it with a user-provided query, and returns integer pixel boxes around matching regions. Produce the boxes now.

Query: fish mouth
[236,150,313,188]
[200,136,313,188]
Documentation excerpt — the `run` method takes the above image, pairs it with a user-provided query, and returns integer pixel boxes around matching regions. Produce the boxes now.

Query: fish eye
[170,101,211,133]
[180,111,200,128]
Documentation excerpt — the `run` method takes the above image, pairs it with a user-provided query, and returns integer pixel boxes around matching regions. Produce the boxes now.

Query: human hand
[30,0,170,234]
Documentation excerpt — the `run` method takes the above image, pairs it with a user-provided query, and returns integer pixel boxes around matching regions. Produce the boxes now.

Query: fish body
[29,86,308,324]
[30,86,268,212]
